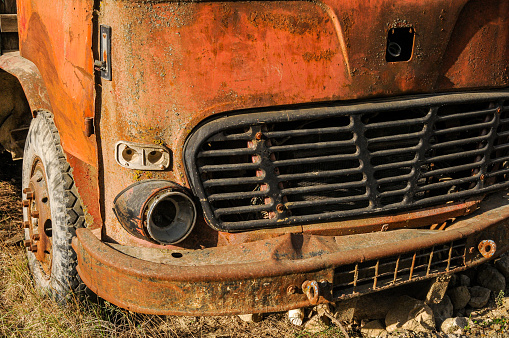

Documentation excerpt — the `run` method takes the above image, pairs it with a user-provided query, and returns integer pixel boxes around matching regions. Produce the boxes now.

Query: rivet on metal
[287,285,297,295]
[31,211,40,218]
[30,244,38,252]
[24,240,31,248]
[22,200,30,207]
[22,221,30,229]
[32,234,40,241]
[276,204,285,213]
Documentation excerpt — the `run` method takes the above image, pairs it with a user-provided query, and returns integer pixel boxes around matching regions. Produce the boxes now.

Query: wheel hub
[23,159,53,276]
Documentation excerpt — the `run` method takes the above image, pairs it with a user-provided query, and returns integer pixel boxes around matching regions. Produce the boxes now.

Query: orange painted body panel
[16,0,101,226]
[93,0,509,246]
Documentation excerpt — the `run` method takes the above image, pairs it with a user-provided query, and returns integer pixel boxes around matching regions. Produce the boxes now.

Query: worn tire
[22,110,85,301]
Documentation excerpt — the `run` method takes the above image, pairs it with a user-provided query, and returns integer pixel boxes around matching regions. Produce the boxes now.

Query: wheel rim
[24,158,53,277]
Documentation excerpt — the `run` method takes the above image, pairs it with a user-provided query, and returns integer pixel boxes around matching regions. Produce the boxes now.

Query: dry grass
[0,153,347,338]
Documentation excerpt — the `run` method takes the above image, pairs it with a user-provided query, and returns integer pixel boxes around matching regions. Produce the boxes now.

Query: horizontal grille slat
[202,176,265,187]
[433,120,494,136]
[208,190,269,202]
[429,133,491,150]
[272,153,359,167]
[200,162,261,173]
[422,147,487,163]
[198,148,255,158]
[367,131,425,144]
[285,194,369,209]
[269,139,355,152]
[264,125,353,138]
[281,180,367,195]
[435,108,496,122]
[185,92,509,231]
[277,167,363,181]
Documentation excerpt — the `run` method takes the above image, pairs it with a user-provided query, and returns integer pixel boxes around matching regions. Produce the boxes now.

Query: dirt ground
[1,150,509,337]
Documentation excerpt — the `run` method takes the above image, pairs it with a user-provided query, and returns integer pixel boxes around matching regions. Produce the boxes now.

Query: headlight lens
[146,191,196,244]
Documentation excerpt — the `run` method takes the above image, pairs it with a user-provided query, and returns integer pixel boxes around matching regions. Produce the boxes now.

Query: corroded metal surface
[73,190,509,315]
[6,0,509,316]
[95,0,509,247]
[0,52,51,113]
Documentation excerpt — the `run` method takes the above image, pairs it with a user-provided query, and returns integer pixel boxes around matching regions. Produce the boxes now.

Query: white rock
[440,316,471,334]
[287,308,304,326]
[385,295,435,333]
[238,313,263,323]
[468,286,491,308]
[448,286,470,309]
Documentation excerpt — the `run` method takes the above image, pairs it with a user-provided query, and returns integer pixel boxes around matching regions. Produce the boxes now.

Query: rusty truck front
[1,0,509,315]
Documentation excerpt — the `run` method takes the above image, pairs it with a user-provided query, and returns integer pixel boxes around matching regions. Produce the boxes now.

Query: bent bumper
[72,192,509,316]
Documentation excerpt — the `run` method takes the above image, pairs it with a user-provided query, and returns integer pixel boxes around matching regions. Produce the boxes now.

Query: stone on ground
[304,314,329,333]
[476,265,506,293]
[425,275,451,305]
[385,295,435,333]
[448,286,470,310]
[468,286,491,308]
[237,313,263,323]
[440,317,471,334]
[495,254,509,279]
[361,319,387,337]
[429,295,453,327]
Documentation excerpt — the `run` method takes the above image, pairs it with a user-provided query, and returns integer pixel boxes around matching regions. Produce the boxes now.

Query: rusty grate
[332,239,467,299]
[184,92,509,231]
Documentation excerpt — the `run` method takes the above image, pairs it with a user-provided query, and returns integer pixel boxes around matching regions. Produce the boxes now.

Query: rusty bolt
[276,204,285,213]
[26,191,34,200]
[22,221,30,229]
[24,240,31,248]
[30,244,38,252]
[32,234,40,241]
[255,132,263,140]
[31,211,40,218]
[22,200,30,207]
[287,285,297,295]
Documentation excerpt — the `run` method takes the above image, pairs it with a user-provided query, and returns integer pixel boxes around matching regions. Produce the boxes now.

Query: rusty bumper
[72,192,509,316]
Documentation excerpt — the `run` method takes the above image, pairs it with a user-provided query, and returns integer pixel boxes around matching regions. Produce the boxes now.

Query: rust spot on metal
[302,49,337,62]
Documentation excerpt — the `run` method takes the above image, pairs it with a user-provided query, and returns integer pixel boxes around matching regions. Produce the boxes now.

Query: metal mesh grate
[185,92,509,231]
[332,239,467,298]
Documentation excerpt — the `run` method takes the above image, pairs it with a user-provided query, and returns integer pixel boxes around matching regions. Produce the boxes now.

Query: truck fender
[0,52,52,115]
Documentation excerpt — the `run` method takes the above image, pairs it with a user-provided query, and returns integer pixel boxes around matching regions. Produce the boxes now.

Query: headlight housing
[113,180,196,245]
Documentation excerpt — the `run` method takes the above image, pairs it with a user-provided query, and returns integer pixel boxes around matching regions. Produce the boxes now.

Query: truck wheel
[22,110,85,301]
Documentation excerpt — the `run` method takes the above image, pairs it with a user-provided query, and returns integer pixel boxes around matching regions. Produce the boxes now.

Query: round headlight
[146,191,196,244]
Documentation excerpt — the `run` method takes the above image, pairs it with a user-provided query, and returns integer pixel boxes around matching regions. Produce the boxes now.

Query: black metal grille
[184,92,509,231]
[333,239,467,298]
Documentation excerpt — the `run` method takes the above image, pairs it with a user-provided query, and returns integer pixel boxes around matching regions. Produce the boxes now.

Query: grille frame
[184,91,509,232]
